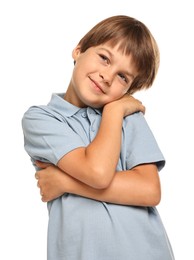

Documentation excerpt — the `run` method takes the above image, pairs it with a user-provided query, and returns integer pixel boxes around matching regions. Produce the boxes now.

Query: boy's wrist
[103,102,124,117]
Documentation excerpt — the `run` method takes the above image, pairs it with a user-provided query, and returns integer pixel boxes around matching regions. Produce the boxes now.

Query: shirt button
[82,112,87,118]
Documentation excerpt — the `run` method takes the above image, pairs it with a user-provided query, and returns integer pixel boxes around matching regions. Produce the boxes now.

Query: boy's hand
[105,94,145,117]
[35,161,67,202]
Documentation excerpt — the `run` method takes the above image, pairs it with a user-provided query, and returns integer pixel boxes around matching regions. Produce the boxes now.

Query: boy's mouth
[89,76,106,94]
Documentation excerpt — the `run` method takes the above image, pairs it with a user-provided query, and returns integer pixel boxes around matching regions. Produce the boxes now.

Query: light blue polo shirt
[22,93,174,260]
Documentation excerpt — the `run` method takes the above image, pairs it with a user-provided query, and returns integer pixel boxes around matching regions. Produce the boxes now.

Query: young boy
[22,15,175,260]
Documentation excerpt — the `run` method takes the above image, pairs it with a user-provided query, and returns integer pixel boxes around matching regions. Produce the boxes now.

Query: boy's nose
[99,70,113,86]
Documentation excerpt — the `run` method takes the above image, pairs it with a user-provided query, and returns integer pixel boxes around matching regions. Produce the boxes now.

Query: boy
[22,15,174,259]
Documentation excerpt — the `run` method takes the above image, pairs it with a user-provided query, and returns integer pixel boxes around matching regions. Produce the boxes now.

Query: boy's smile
[88,76,106,94]
[64,43,138,108]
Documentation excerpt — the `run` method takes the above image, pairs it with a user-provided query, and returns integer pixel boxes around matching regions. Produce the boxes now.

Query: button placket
[91,121,96,132]
[87,108,97,140]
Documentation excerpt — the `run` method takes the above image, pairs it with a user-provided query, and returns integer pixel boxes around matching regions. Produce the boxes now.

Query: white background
[0,0,193,259]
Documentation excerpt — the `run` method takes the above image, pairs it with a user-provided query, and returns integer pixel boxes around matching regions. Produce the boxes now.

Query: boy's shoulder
[124,111,147,126]
[23,105,55,119]
[23,93,81,120]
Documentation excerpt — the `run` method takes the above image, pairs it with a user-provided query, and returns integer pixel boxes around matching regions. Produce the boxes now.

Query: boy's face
[66,42,138,108]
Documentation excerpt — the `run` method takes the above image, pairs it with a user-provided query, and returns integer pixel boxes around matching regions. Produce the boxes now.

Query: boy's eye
[99,54,109,63]
[118,73,128,83]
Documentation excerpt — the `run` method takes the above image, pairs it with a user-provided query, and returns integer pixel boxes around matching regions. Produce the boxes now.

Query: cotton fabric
[22,93,174,260]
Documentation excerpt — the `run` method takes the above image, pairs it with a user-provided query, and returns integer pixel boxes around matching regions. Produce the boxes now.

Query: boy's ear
[72,45,81,61]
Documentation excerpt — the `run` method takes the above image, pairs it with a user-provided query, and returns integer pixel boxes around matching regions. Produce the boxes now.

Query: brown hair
[78,15,160,94]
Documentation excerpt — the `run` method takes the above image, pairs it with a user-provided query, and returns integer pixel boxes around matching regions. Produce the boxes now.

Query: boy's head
[77,15,159,94]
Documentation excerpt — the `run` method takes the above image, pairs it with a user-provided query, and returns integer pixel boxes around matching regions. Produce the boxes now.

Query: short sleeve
[22,106,86,165]
[122,112,165,171]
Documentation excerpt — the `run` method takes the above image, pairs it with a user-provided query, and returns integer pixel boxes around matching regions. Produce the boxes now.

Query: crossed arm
[35,95,161,206]
[36,162,161,206]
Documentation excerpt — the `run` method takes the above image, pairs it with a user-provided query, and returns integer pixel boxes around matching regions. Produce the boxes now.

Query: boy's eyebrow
[98,47,136,79]
[98,47,114,58]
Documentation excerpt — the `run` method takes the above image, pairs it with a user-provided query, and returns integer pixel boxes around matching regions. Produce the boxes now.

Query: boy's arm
[35,162,161,207]
[57,95,145,189]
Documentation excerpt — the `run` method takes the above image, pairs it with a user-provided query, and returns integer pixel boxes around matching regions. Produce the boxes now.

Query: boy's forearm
[67,171,160,206]
[58,105,124,188]
[63,164,161,207]
[84,105,123,184]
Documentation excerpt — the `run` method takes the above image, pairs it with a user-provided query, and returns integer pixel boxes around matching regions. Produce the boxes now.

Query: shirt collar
[48,93,102,117]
